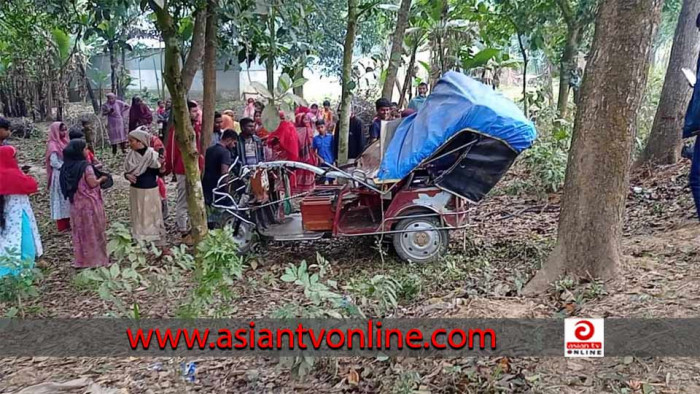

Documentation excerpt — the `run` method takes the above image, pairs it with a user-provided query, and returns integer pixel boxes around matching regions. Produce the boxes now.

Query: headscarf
[268,121,299,162]
[125,128,161,178]
[45,122,69,189]
[0,146,38,195]
[221,114,235,131]
[295,106,310,127]
[129,97,153,131]
[59,140,90,203]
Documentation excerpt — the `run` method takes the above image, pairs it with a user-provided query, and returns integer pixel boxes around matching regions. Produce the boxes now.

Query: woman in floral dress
[0,146,43,277]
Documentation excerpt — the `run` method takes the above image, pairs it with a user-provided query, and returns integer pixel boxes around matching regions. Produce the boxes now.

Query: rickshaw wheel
[221,214,256,255]
[393,217,448,263]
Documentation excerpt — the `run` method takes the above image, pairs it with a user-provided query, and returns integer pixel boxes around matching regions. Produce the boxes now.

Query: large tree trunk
[525,0,664,294]
[557,25,583,118]
[638,0,700,166]
[151,1,208,245]
[200,0,218,155]
[381,0,412,101]
[399,41,419,108]
[337,0,359,165]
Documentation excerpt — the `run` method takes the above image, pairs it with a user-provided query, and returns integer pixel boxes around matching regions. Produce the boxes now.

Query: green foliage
[74,261,145,319]
[274,253,362,319]
[177,226,247,318]
[106,222,161,265]
[517,106,572,196]
[345,275,400,317]
[0,252,42,318]
[251,73,308,131]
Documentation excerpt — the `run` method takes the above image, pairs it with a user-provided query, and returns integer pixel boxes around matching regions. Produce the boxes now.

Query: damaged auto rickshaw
[212,72,537,263]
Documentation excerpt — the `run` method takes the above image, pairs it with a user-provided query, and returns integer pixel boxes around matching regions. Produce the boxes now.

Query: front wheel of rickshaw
[221,214,256,255]
[392,217,448,263]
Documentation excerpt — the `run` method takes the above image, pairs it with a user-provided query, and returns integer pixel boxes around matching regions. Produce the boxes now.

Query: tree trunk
[109,41,118,96]
[151,1,209,245]
[337,0,359,165]
[557,25,583,118]
[399,41,418,108]
[200,0,218,156]
[119,47,127,98]
[517,32,529,117]
[292,57,305,98]
[265,10,277,93]
[78,61,100,114]
[182,9,207,92]
[381,0,412,101]
[544,56,555,106]
[525,0,664,294]
[638,0,700,166]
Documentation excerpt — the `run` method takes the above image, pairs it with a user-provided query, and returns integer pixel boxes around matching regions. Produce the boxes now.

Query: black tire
[392,217,448,263]
[220,213,256,255]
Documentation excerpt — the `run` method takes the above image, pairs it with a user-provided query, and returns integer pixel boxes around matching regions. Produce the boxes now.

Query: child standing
[312,120,335,185]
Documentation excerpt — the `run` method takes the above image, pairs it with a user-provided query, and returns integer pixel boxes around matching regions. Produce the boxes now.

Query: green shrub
[0,252,42,317]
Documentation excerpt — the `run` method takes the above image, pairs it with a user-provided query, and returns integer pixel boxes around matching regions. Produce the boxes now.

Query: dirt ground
[1,119,700,393]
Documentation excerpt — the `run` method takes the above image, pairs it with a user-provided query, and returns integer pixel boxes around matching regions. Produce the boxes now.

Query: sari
[62,140,109,268]
[295,113,317,193]
[129,99,153,131]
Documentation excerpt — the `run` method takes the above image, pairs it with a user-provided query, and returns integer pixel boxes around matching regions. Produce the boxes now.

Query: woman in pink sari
[59,139,110,268]
[294,109,318,194]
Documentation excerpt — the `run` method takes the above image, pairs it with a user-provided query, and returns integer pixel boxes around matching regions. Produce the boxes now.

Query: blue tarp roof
[377,72,537,181]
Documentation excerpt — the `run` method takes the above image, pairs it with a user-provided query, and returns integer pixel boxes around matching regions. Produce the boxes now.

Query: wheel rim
[399,221,441,260]
[224,216,253,249]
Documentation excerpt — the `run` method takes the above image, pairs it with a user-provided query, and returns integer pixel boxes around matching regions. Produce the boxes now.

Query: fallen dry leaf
[347,368,360,386]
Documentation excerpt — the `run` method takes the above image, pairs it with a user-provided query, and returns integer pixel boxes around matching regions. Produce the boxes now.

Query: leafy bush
[274,254,363,379]
[106,222,162,265]
[75,263,145,318]
[0,252,42,317]
[196,226,246,282]
[346,274,400,317]
[176,226,247,318]
[521,108,572,196]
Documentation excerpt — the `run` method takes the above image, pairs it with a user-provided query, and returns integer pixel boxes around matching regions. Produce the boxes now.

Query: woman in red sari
[128,96,153,132]
[294,108,318,194]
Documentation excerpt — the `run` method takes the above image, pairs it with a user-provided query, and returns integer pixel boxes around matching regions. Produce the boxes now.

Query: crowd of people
[0,82,432,276]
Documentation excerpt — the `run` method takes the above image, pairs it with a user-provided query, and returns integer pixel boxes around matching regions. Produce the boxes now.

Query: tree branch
[182,7,207,92]
[556,0,574,27]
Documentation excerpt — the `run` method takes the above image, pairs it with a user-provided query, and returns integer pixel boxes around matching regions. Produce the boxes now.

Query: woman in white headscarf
[124,127,166,244]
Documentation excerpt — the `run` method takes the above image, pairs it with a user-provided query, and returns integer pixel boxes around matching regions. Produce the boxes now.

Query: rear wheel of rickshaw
[392,217,448,263]
[221,214,256,255]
